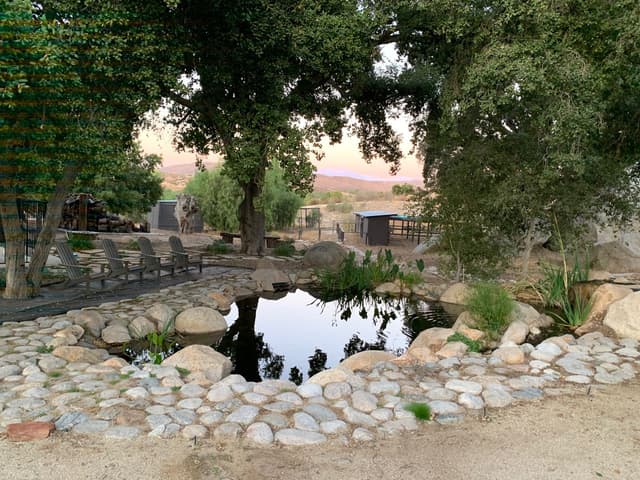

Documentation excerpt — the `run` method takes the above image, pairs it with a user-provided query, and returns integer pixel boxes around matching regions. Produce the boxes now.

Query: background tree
[396,0,640,276]
[0,0,180,298]
[166,0,401,254]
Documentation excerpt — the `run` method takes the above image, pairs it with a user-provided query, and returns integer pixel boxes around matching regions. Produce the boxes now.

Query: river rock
[175,307,227,335]
[491,346,525,364]
[52,346,108,364]
[576,283,632,336]
[603,291,640,340]
[101,325,131,344]
[302,241,347,271]
[73,310,106,337]
[275,429,327,446]
[510,302,541,327]
[162,345,232,380]
[207,292,233,312]
[128,316,157,339]
[405,347,438,363]
[436,341,468,358]
[409,327,455,353]
[439,283,471,305]
[340,350,397,371]
[145,304,176,333]
[501,320,529,346]
[245,422,274,445]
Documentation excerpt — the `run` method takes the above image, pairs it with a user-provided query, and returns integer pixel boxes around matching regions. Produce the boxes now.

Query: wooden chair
[137,236,175,280]
[53,241,112,291]
[169,235,203,273]
[100,238,146,283]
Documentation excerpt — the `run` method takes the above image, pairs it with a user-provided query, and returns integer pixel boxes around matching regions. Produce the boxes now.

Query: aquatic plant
[466,282,515,340]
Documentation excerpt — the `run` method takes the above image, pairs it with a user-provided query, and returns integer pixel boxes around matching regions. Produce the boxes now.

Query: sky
[139,119,423,181]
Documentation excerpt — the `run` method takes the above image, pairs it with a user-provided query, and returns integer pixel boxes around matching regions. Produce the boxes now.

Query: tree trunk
[0,197,30,299]
[27,163,77,291]
[238,178,265,255]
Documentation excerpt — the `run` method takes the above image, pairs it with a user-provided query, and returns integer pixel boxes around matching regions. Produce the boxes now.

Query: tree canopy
[396,0,640,276]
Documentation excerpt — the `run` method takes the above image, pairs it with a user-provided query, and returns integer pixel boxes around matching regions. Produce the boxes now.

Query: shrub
[403,402,431,421]
[67,234,94,251]
[466,282,515,340]
[273,240,296,257]
[208,240,234,254]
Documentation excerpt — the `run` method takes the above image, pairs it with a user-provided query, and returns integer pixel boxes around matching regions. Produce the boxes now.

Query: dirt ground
[2,380,638,480]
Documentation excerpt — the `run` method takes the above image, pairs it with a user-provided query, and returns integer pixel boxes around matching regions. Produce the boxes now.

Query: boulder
[592,241,640,273]
[452,311,477,329]
[374,282,403,296]
[53,325,84,341]
[491,346,525,365]
[439,283,471,305]
[7,422,54,442]
[500,320,529,346]
[145,304,176,333]
[436,341,468,358]
[250,259,290,292]
[175,307,227,335]
[510,302,540,327]
[408,327,455,353]
[128,316,157,339]
[575,283,633,336]
[307,366,353,386]
[456,325,485,341]
[339,350,396,371]
[207,292,233,312]
[72,310,106,337]
[603,291,640,340]
[101,324,132,345]
[162,345,232,380]
[302,241,347,271]
[52,346,109,364]
[404,347,438,363]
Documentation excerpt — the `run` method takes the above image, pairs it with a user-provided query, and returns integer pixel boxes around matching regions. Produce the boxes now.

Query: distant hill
[159,162,423,193]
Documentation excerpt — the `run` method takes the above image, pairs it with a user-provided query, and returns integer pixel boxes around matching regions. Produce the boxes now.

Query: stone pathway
[0,269,638,446]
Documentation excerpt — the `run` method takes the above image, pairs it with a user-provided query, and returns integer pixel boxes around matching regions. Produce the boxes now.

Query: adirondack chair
[53,241,111,291]
[137,236,175,280]
[100,238,146,282]
[168,236,203,273]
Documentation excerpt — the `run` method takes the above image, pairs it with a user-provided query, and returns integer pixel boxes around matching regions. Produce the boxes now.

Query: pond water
[215,289,458,384]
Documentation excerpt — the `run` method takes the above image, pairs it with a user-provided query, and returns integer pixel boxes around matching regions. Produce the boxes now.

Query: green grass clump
[466,282,515,340]
[447,332,482,353]
[67,234,95,251]
[208,240,234,254]
[404,402,432,421]
[175,366,191,377]
[273,240,296,257]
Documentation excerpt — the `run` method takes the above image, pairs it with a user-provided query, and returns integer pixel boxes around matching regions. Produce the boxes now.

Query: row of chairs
[53,235,203,291]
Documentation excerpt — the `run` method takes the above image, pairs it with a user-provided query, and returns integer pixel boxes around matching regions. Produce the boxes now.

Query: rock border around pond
[0,263,639,446]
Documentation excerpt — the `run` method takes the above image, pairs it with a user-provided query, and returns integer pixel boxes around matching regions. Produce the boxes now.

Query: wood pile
[60,193,148,233]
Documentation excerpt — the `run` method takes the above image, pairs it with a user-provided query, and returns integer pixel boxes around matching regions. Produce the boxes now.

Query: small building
[147,200,203,232]
[354,210,396,246]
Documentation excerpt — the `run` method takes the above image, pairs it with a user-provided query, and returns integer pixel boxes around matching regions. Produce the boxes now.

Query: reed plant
[466,282,515,340]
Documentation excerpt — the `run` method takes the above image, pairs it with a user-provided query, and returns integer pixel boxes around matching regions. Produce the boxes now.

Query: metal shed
[147,200,203,232]
[354,210,396,246]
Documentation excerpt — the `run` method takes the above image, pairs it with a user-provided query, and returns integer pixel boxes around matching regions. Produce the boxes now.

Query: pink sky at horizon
[138,123,424,181]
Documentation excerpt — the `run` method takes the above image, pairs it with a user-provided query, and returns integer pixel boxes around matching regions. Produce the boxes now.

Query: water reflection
[218,290,455,383]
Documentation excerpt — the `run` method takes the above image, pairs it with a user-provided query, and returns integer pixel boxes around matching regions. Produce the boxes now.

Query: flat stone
[556,357,594,376]
[352,427,376,441]
[343,407,377,427]
[512,388,544,400]
[242,392,269,405]
[73,420,110,434]
[245,422,274,445]
[124,387,149,400]
[263,401,296,413]
[169,409,196,425]
[207,385,234,402]
[368,381,400,395]
[458,393,484,410]
[426,388,457,401]
[213,422,242,441]
[303,403,337,422]
[320,419,349,435]
[180,384,206,398]
[293,412,320,432]
[182,424,208,439]
[260,413,289,429]
[0,365,21,379]
[226,405,259,425]
[482,385,513,408]
[428,400,464,416]
[275,392,303,405]
[296,383,323,399]
[200,411,224,426]
[617,348,640,358]
[38,356,67,373]
[7,421,54,441]
[177,398,203,410]
[324,382,352,400]
[351,390,378,413]
[565,375,592,384]
[594,372,626,384]
[146,414,172,430]
[371,408,394,422]
[104,426,140,439]
[275,429,327,446]
[444,379,483,395]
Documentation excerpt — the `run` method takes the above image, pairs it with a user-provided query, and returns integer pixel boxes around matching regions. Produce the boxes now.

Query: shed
[354,210,396,246]
[147,200,203,232]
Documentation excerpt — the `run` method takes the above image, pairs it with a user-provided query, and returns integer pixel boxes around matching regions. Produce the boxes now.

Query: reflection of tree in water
[216,296,284,382]
[342,332,388,360]
[307,348,328,378]
[401,299,456,341]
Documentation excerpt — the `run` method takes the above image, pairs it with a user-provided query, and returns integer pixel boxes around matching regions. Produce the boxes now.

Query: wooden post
[78,193,88,231]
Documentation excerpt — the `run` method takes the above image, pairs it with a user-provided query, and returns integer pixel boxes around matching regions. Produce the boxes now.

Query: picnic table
[220,232,281,248]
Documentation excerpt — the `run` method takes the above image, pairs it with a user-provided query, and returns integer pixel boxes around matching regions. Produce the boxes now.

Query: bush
[208,240,234,254]
[67,234,94,251]
[466,282,515,340]
[447,332,483,352]
[273,240,296,257]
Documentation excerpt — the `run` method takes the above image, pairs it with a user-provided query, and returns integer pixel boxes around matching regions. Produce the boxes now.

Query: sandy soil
[3,380,639,480]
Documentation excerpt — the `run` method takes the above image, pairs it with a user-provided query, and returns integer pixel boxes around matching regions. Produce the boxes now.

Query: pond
[215,289,458,384]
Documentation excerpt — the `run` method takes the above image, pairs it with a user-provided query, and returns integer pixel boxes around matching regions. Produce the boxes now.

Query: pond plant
[466,282,515,340]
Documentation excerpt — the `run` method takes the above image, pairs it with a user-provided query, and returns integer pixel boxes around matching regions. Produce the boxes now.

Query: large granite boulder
[145,304,176,333]
[71,310,106,338]
[162,345,232,381]
[302,241,347,271]
[101,324,131,345]
[407,327,455,353]
[339,350,396,371]
[175,307,227,335]
[52,346,109,364]
[250,258,290,292]
[575,283,633,336]
[592,241,640,273]
[439,283,471,305]
[603,291,640,340]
